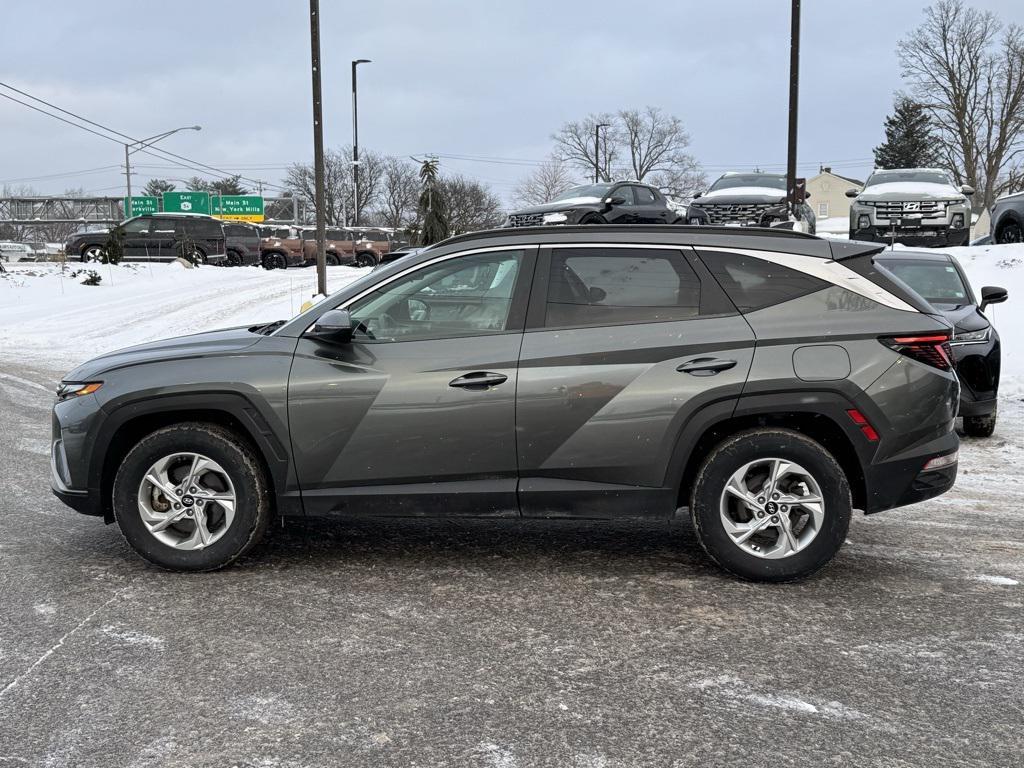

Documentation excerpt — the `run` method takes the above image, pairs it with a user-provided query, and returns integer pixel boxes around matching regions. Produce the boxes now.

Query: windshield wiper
[251,320,286,335]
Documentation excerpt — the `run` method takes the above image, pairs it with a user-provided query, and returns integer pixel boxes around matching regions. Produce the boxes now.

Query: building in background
[806,167,863,233]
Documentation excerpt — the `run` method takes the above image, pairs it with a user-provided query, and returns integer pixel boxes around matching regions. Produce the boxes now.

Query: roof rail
[435,223,822,249]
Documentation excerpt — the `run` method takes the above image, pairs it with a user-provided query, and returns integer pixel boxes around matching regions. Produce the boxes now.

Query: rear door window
[545,248,700,327]
[634,186,657,205]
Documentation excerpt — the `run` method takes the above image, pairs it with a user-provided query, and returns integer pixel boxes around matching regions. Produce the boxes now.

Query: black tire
[262,252,285,270]
[226,250,243,267]
[690,428,852,582]
[355,251,377,267]
[326,253,340,266]
[996,221,1022,244]
[82,245,105,262]
[112,423,271,571]
[192,247,208,266]
[963,404,997,438]
[579,214,605,225]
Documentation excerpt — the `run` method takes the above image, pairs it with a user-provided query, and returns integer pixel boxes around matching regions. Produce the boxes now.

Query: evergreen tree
[416,159,450,246]
[143,178,176,196]
[208,175,249,196]
[873,97,938,169]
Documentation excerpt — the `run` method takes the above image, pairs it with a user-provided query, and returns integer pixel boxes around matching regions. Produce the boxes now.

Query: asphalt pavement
[0,358,1021,767]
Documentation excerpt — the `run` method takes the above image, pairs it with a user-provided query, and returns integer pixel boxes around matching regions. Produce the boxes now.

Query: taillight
[880,334,954,371]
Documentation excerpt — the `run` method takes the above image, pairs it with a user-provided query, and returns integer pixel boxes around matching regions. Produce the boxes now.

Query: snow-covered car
[990,190,1024,244]
[847,168,973,247]
[0,241,33,262]
[685,172,816,234]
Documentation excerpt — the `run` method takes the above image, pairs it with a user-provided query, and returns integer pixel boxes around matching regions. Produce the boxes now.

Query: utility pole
[594,122,610,183]
[352,59,371,228]
[125,144,132,217]
[786,0,801,216]
[122,125,200,218]
[309,0,327,296]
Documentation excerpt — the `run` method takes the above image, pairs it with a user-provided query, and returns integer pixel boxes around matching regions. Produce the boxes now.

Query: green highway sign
[123,196,158,216]
[162,191,211,215]
[212,195,265,222]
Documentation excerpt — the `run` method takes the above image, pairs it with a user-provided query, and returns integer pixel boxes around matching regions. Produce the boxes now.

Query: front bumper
[850,224,970,247]
[863,429,959,513]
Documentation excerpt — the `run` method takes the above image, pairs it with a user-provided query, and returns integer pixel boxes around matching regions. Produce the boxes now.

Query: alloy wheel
[998,223,1022,244]
[719,458,825,559]
[136,452,236,550]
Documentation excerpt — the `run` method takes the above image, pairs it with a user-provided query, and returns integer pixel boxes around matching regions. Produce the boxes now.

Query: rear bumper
[864,429,959,513]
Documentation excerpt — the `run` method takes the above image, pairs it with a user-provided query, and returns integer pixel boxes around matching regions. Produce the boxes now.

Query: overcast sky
[2,0,1023,205]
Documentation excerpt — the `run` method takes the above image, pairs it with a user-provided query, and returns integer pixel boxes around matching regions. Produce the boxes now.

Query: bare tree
[284,146,384,226]
[512,155,578,206]
[553,107,705,197]
[553,113,620,182]
[899,0,1024,212]
[442,175,505,234]
[374,157,419,228]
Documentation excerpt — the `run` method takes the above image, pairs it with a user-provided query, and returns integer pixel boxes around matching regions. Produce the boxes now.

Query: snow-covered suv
[847,168,973,247]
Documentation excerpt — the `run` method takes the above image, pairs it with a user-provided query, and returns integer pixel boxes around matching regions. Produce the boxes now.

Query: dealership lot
[0,356,1022,766]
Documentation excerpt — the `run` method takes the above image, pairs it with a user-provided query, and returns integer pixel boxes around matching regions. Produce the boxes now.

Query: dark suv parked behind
[65,213,227,264]
[52,226,959,581]
[223,222,262,266]
[506,182,681,227]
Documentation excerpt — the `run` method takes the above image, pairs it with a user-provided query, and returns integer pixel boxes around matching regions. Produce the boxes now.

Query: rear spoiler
[828,240,886,261]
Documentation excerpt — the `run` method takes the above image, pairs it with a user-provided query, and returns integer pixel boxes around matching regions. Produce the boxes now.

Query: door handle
[676,358,737,376]
[449,371,508,389]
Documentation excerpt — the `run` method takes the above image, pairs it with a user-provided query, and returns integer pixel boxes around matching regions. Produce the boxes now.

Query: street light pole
[309,0,327,296]
[123,125,201,217]
[594,123,610,183]
[352,59,371,228]
[786,0,801,216]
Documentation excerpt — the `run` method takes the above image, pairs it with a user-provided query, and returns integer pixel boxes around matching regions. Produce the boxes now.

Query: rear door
[287,246,537,517]
[634,186,671,223]
[515,244,755,517]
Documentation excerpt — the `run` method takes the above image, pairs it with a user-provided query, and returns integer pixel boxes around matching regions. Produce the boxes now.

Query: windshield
[709,174,786,191]
[866,170,951,186]
[880,259,970,307]
[553,184,612,201]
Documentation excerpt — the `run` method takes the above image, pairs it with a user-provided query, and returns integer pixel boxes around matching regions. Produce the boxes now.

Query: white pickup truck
[847,168,973,247]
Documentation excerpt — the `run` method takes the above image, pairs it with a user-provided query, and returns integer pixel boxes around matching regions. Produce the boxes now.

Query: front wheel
[996,222,1022,244]
[690,428,851,582]
[355,251,377,267]
[82,245,105,262]
[112,423,271,571]
[963,405,997,438]
[579,214,605,225]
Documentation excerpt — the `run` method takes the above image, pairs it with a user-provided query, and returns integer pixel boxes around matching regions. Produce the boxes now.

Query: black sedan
[877,251,1008,437]
[505,182,682,227]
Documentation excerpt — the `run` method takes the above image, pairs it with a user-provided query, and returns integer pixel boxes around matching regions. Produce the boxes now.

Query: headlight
[857,201,876,207]
[56,382,102,400]
[951,327,990,345]
[542,212,569,224]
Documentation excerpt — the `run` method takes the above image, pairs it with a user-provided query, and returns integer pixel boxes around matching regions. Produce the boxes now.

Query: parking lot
[1,355,1021,767]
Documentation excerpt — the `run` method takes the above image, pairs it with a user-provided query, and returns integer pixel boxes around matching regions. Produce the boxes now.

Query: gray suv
[51,226,960,581]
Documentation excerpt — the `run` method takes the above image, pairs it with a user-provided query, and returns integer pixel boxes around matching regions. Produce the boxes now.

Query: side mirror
[961,184,975,196]
[979,285,1007,312]
[310,308,354,343]
[693,192,703,199]
[588,286,607,303]
[605,196,626,206]
[804,191,812,200]
[845,188,859,199]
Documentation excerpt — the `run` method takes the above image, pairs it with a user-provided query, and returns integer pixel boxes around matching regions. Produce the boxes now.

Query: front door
[287,246,536,517]
[119,218,152,261]
[516,245,755,518]
[604,185,637,224]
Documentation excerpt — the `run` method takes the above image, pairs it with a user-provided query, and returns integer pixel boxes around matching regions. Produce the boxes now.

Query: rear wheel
[226,250,243,267]
[325,253,340,266]
[82,245,105,262]
[112,423,271,571]
[996,221,1022,244]
[963,404,997,438]
[262,252,286,270]
[690,428,851,582]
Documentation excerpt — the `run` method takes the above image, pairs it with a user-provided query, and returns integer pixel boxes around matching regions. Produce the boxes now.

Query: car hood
[63,326,263,380]
[931,303,988,333]
[511,197,604,215]
[694,187,787,204]
[857,182,963,201]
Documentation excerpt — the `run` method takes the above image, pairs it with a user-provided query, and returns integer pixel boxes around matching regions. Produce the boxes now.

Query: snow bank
[0,262,367,370]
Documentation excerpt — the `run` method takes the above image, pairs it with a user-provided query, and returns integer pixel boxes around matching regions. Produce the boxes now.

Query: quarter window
[545,248,700,327]
[348,250,525,342]
[700,251,827,312]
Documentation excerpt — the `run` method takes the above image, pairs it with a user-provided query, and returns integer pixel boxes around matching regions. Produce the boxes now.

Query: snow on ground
[0,262,368,371]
